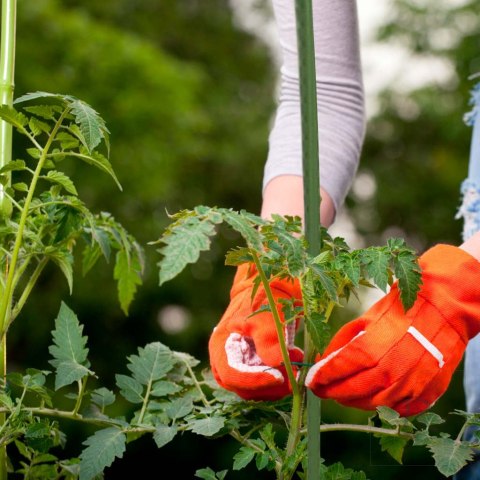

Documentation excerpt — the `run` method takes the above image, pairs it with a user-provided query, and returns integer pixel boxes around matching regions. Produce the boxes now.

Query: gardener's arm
[261,0,365,226]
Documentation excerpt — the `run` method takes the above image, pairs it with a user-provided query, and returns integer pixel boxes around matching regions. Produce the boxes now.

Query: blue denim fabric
[453,334,480,480]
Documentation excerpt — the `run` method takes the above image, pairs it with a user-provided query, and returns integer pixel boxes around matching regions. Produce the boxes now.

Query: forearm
[261,175,335,227]
[262,0,365,220]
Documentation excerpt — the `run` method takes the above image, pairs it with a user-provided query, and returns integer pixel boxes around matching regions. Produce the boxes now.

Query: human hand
[208,263,303,401]
[305,244,480,416]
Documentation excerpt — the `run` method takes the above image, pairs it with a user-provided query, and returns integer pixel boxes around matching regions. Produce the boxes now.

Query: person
[208,0,480,471]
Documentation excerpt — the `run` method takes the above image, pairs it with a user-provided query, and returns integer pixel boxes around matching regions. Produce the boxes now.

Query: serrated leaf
[225,247,254,266]
[79,428,126,480]
[157,216,217,285]
[165,397,194,420]
[48,303,92,389]
[12,182,28,192]
[379,435,408,464]
[27,147,41,159]
[0,105,28,130]
[0,159,26,174]
[394,250,422,311]
[195,467,228,480]
[335,252,360,286]
[427,437,474,477]
[69,99,108,152]
[153,424,178,448]
[151,380,182,397]
[24,105,56,120]
[189,416,225,437]
[42,170,77,195]
[73,149,121,190]
[90,387,116,409]
[114,249,142,315]
[49,250,74,294]
[416,412,445,430]
[233,446,255,470]
[55,361,91,390]
[305,312,331,354]
[377,406,414,429]
[14,91,65,104]
[361,247,390,292]
[127,342,175,385]
[275,229,305,277]
[115,374,143,404]
[310,264,337,300]
[29,116,51,136]
[56,131,80,150]
[217,208,263,250]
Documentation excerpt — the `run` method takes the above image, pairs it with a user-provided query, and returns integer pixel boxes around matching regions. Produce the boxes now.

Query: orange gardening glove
[305,244,480,417]
[208,263,304,401]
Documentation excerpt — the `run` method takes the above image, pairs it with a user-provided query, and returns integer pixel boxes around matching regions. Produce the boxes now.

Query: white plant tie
[407,326,445,368]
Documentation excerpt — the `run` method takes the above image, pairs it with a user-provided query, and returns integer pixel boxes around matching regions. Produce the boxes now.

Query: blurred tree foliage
[6,0,480,478]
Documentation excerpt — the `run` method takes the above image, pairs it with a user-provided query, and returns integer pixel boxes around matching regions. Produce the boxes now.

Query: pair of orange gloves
[209,244,480,417]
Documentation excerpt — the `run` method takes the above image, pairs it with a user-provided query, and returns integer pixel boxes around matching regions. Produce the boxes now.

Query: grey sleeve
[263,0,366,212]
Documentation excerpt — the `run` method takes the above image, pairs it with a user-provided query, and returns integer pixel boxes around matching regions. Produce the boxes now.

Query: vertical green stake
[294,0,322,478]
[0,0,15,215]
[0,1,15,478]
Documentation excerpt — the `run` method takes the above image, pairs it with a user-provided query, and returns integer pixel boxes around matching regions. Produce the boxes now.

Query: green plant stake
[294,0,322,477]
[0,0,15,477]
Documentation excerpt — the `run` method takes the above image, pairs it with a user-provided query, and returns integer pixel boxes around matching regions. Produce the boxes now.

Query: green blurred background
[7,0,480,478]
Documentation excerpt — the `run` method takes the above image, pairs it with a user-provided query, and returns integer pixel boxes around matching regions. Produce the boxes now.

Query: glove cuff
[417,244,480,340]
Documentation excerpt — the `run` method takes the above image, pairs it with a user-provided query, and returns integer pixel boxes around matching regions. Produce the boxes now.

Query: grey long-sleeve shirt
[263,0,366,212]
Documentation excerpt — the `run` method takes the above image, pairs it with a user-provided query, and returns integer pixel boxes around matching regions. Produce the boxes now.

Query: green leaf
[55,361,91,391]
[49,250,74,294]
[376,406,414,429]
[189,416,225,437]
[427,437,474,477]
[0,159,26,174]
[151,380,182,397]
[42,170,78,195]
[305,312,331,354]
[69,98,109,153]
[49,302,92,390]
[157,216,218,285]
[55,131,80,150]
[79,427,126,480]
[24,105,56,120]
[165,397,194,420]
[0,105,28,130]
[12,182,28,192]
[416,412,445,430]
[310,263,337,300]
[334,252,361,286]
[233,446,255,470]
[153,424,178,448]
[195,467,228,480]
[90,388,116,409]
[114,249,142,315]
[361,247,390,292]
[115,374,143,404]
[29,116,51,136]
[218,208,263,250]
[73,149,121,190]
[379,435,408,464]
[393,250,422,311]
[127,342,175,385]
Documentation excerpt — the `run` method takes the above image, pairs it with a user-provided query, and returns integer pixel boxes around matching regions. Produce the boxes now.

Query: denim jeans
[454,334,480,480]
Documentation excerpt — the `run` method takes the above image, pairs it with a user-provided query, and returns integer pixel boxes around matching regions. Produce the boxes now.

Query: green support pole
[0,1,16,478]
[294,0,322,478]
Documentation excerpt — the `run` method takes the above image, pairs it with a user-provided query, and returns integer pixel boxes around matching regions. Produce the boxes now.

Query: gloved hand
[305,244,480,417]
[208,263,304,401]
